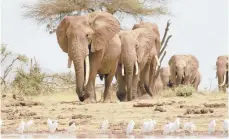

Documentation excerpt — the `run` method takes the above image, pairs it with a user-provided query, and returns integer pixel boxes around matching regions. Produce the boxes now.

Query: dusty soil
[0,87,228,137]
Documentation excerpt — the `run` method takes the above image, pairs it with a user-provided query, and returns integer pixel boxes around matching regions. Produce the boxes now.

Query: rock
[154,106,166,112]
[200,108,208,114]
[72,114,92,119]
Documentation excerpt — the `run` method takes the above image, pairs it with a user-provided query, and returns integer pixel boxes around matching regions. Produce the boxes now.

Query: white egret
[208,120,216,135]
[101,119,109,133]
[223,119,229,134]
[126,120,135,136]
[47,118,58,133]
[163,122,172,135]
[183,122,196,134]
[67,122,76,133]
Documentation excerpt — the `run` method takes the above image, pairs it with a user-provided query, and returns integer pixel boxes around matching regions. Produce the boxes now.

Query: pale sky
[1,0,228,90]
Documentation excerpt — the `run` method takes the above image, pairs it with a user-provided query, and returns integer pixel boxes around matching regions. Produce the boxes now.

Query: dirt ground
[0,87,228,137]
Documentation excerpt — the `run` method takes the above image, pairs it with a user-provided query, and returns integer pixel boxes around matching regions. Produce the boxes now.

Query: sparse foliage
[12,59,47,95]
[12,58,76,95]
[0,44,29,87]
[22,0,169,33]
[175,85,196,97]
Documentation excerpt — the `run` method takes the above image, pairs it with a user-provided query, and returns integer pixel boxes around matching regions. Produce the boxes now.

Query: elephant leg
[139,63,152,97]
[84,51,103,103]
[103,72,119,103]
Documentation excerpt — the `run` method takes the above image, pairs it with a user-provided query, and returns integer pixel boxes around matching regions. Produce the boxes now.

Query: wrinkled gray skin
[116,28,158,101]
[168,55,199,89]
[56,12,121,103]
[216,55,228,92]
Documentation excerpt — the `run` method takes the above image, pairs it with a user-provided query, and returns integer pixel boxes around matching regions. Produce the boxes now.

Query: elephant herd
[55,11,228,103]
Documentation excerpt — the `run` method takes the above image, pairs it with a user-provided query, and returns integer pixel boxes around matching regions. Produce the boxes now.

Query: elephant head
[169,55,187,85]
[56,12,120,101]
[216,55,229,91]
[132,22,161,55]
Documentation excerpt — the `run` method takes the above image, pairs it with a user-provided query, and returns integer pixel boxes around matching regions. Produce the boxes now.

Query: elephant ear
[88,12,120,52]
[168,55,176,66]
[185,55,199,74]
[56,16,73,53]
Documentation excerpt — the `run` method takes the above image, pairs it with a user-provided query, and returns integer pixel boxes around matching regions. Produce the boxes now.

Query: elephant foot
[84,97,97,104]
[103,97,120,103]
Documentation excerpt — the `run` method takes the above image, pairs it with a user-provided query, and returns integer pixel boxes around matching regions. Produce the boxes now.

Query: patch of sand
[1,88,228,137]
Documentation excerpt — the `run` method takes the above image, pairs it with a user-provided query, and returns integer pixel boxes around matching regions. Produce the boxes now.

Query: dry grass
[1,86,228,135]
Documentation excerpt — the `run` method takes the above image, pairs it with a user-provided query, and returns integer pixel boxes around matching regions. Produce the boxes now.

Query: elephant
[168,55,199,90]
[216,55,228,92]
[131,22,161,97]
[116,27,160,101]
[159,66,172,89]
[56,11,121,103]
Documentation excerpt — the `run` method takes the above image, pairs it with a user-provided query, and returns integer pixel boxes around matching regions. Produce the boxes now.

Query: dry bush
[12,59,52,96]
[1,44,28,88]
[11,59,76,96]
[1,44,76,96]
[175,85,196,97]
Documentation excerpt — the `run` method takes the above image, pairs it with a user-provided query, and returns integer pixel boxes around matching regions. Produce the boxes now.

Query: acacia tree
[22,0,169,33]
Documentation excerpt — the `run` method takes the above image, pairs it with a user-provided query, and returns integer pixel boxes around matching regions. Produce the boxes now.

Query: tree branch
[161,20,171,46]
[159,35,172,57]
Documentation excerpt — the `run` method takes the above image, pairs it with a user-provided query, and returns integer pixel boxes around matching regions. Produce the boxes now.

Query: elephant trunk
[124,62,135,101]
[73,58,85,101]
[176,70,185,85]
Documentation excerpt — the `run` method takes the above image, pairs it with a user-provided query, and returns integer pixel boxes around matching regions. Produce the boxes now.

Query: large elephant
[216,55,228,92]
[132,22,161,97]
[56,11,121,103]
[168,55,199,89]
[116,27,160,101]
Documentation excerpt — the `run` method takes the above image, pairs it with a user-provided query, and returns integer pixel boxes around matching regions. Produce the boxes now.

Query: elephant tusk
[134,62,139,75]
[155,66,158,74]
[121,64,125,76]
[84,55,90,86]
[68,57,72,68]
[219,72,226,87]
[155,55,160,67]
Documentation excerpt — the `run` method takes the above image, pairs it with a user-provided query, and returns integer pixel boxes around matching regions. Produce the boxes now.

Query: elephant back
[132,22,160,38]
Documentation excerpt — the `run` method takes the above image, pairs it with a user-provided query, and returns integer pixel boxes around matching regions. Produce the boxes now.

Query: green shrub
[12,60,52,95]
[175,85,196,97]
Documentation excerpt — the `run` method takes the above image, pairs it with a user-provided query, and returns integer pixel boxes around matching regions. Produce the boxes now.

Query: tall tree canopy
[22,0,169,34]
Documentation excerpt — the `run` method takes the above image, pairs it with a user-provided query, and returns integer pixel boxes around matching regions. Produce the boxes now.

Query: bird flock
[1,118,228,136]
